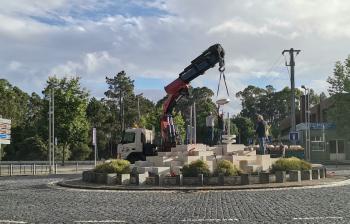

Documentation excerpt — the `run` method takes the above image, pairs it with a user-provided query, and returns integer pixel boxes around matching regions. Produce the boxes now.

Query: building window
[311,141,325,151]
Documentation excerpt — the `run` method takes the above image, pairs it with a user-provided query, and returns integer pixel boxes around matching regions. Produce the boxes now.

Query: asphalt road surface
[0,174,349,224]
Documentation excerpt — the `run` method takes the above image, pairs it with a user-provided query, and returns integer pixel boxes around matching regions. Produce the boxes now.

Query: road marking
[180,218,239,222]
[0,221,27,224]
[74,220,126,223]
[293,216,343,220]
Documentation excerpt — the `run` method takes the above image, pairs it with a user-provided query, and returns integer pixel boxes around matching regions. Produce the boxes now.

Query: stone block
[301,170,312,181]
[82,170,92,182]
[134,161,153,167]
[223,176,241,185]
[241,174,250,185]
[204,176,220,185]
[249,175,260,184]
[146,177,156,185]
[312,169,320,180]
[152,167,170,176]
[255,155,272,171]
[137,173,149,185]
[95,173,107,184]
[183,177,201,185]
[239,160,248,171]
[136,166,153,174]
[289,170,301,182]
[275,171,286,183]
[117,174,130,185]
[163,176,177,185]
[170,166,182,175]
[259,172,270,184]
[106,173,117,185]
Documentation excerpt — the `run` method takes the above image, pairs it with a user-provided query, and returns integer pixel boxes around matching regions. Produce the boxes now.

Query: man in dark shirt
[256,115,267,155]
[217,113,224,144]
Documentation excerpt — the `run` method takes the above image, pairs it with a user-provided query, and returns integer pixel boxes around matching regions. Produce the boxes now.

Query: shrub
[94,159,131,174]
[214,160,241,176]
[272,157,312,172]
[182,160,210,177]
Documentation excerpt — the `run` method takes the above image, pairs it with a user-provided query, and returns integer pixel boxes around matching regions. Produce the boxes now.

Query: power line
[265,54,283,76]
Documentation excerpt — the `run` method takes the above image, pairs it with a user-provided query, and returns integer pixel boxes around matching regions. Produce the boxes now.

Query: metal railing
[0,161,97,176]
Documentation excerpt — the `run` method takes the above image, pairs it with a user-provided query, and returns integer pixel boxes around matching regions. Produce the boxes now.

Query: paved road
[0,174,350,224]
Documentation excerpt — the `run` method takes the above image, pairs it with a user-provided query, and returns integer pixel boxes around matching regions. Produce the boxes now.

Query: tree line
[0,55,349,161]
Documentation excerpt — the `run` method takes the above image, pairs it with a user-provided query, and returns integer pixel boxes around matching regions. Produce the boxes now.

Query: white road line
[0,220,27,224]
[74,220,126,223]
[293,216,343,220]
[180,218,239,222]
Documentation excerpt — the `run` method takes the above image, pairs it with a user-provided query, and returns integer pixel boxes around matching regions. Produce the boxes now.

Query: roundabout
[0,166,350,223]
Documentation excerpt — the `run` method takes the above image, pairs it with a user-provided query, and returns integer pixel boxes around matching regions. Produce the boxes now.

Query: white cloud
[1,0,350,114]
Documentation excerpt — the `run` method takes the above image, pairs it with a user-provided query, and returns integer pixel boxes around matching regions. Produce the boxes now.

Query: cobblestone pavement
[1,174,350,224]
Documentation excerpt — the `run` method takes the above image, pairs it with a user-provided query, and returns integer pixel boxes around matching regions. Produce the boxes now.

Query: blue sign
[0,134,10,139]
[289,132,299,141]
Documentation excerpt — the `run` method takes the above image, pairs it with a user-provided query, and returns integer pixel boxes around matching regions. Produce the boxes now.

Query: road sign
[0,118,11,144]
[289,132,299,141]
[92,128,96,146]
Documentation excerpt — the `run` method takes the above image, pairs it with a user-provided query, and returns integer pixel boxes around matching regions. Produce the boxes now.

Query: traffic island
[81,167,327,187]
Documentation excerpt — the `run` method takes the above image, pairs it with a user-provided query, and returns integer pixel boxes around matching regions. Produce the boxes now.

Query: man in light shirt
[206,112,215,146]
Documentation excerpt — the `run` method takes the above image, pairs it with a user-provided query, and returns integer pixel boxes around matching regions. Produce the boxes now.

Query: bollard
[198,174,204,186]
[0,165,2,176]
[76,162,79,173]
[9,164,13,176]
[20,164,22,174]
[320,167,326,178]
[155,174,161,186]
[176,174,183,186]
[32,164,36,175]
[54,164,58,174]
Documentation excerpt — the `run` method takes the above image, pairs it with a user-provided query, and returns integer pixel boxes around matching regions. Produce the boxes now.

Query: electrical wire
[265,54,283,76]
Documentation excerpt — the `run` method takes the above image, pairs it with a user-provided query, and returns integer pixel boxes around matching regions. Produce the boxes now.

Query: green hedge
[272,157,311,172]
[94,159,131,174]
[182,160,210,177]
[214,160,241,176]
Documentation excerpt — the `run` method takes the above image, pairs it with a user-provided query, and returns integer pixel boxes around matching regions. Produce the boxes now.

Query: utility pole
[282,48,301,132]
[136,93,143,122]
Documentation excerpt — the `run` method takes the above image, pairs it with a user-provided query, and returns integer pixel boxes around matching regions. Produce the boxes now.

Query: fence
[0,161,98,176]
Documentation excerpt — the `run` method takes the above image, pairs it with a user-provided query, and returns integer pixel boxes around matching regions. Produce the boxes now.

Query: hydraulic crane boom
[161,44,225,151]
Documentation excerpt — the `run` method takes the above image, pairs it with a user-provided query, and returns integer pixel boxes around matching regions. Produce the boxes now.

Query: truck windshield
[122,132,135,144]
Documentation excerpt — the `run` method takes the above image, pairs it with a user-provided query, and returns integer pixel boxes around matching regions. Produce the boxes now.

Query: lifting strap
[216,71,230,97]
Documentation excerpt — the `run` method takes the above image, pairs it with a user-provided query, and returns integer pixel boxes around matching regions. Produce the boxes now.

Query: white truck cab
[117,128,157,163]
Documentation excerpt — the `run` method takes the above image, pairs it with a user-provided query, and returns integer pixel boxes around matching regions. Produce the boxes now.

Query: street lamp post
[301,85,310,161]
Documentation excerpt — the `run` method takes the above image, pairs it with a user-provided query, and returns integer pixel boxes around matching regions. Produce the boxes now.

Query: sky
[1,0,350,114]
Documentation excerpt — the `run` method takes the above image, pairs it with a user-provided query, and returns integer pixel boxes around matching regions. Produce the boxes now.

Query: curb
[56,176,348,192]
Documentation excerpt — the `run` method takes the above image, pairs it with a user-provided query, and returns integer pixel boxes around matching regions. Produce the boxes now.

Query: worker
[205,112,215,146]
[217,113,224,144]
[256,114,267,155]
